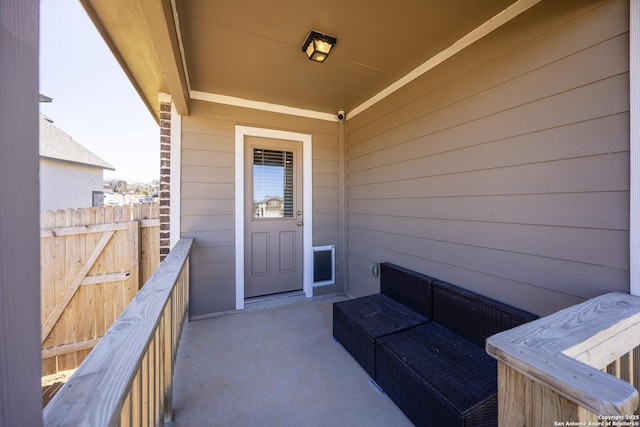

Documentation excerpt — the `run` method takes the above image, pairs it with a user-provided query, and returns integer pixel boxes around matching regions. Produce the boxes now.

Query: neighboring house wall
[345,0,630,316]
[181,101,341,315]
[39,113,114,210]
[39,159,105,210]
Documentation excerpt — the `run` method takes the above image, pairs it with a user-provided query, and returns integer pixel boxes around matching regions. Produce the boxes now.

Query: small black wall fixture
[302,30,337,63]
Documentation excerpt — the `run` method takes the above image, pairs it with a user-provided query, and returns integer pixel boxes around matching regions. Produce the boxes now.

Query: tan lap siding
[345,0,630,316]
[182,101,340,316]
[181,116,235,315]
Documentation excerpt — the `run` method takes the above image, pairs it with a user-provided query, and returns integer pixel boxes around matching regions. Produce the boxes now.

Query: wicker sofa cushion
[333,294,429,378]
[432,280,539,348]
[376,322,499,426]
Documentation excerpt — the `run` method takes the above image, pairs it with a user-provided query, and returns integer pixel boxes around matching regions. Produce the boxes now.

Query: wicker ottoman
[376,322,498,427]
[333,294,428,379]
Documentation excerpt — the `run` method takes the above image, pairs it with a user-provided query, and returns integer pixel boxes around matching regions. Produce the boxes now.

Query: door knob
[297,221,303,227]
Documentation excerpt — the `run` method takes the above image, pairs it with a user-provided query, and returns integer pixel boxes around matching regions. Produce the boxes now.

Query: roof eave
[79,0,189,121]
[40,156,116,172]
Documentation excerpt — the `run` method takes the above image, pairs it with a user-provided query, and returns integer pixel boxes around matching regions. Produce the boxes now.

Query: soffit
[175,0,517,114]
[81,0,522,118]
[80,0,169,117]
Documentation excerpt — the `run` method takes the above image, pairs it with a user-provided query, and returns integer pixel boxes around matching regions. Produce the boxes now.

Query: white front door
[244,137,303,298]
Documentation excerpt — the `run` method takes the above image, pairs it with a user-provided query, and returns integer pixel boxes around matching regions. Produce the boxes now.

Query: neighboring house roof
[39,113,115,171]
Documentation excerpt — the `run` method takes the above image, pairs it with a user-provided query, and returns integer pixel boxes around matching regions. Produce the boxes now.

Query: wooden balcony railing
[487,292,640,426]
[43,238,193,427]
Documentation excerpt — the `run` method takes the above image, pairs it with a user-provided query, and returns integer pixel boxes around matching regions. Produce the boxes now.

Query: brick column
[159,102,171,261]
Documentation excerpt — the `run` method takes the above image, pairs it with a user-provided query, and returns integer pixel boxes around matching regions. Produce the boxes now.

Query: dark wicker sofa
[333,263,538,427]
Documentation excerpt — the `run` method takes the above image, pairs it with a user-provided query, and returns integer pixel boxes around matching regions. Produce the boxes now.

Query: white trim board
[192,91,338,122]
[170,0,191,93]
[235,126,314,310]
[631,0,639,296]
[348,0,542,119]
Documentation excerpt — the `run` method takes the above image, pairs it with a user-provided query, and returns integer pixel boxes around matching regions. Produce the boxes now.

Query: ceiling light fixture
[302,30,337,63]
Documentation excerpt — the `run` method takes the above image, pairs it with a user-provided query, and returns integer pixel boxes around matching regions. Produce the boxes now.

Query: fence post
[129,220,141,292]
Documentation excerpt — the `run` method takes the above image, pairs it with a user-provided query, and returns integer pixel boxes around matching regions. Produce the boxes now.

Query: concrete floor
[172,295,413,427]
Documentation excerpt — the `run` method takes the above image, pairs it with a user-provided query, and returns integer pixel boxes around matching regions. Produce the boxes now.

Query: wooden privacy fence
[41,203,160,375]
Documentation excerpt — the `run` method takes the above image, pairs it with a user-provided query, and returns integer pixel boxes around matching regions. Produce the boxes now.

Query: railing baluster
[166,290,175,423]
[153,327,160,427]
[133,371,141,426]
[120,389,131,427]
[635,347,640,415]
[621,352,631,384]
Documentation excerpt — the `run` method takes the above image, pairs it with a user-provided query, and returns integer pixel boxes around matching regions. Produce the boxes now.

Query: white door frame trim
[235,125,313,309]
[631,0,639,296]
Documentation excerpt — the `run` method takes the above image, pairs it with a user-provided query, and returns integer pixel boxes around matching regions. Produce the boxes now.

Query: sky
[39,0,159,183]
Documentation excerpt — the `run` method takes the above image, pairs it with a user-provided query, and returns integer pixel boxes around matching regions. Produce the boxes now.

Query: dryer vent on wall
[313,245,335,287]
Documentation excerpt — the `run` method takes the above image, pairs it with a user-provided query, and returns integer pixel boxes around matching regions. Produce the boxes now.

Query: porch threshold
[244,290,307,310]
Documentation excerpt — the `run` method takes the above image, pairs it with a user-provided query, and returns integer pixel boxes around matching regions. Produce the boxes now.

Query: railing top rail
[42,238,194,427]
[487,292,640,416]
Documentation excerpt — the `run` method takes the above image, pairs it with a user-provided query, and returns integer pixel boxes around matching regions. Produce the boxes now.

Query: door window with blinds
[253,148,294,218]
